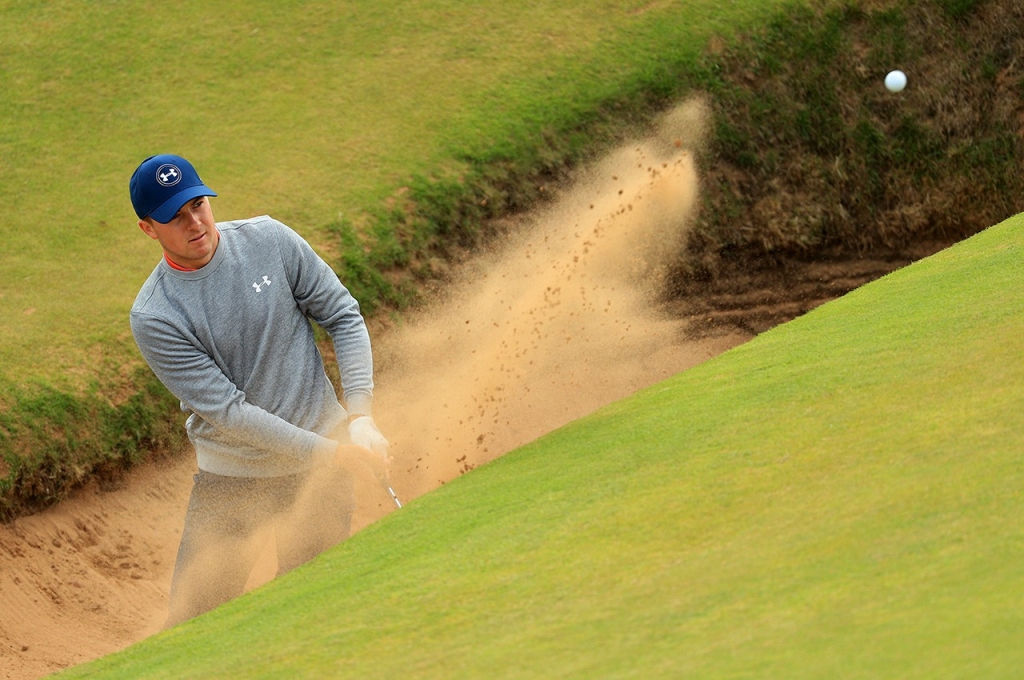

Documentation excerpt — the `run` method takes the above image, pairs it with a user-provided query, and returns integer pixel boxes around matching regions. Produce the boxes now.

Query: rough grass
[0,0,778,386]
[56,212,1024,679]
[0,372,184,520]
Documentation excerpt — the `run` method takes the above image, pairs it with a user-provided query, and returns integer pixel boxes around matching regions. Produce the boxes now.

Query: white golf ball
[885,70,907,93]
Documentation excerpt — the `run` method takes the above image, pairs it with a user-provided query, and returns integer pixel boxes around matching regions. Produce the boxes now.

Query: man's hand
[346,416,392,482]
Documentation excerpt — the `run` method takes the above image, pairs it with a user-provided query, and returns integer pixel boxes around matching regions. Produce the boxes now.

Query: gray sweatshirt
[130,215,373,477]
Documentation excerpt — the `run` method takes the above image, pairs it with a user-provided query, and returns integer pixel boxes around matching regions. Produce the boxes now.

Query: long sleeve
[273,222,374,416]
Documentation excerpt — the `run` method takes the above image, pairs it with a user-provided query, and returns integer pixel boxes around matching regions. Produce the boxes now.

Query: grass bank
[59,210,1024,678]
[676,0,1024,285]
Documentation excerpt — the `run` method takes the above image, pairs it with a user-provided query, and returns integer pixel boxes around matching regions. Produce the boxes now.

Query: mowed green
[0,0,780,389]
[58,215,1024,678]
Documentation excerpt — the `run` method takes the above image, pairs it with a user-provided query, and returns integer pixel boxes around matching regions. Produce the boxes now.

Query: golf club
[383,481,402,508]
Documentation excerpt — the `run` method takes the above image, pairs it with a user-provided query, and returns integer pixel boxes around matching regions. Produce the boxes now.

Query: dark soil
[666,240,953,337]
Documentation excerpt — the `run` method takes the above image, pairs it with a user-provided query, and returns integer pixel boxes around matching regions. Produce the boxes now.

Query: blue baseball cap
[129,154,217,223]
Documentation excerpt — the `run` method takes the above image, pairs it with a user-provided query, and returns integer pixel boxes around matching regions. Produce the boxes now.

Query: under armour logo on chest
[252,276,272,292]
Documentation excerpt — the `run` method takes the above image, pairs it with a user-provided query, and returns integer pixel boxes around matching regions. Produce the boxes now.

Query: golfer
[128,153,390,626]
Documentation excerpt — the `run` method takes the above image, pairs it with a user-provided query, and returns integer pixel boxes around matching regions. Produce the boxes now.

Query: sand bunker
[0,100,752,679]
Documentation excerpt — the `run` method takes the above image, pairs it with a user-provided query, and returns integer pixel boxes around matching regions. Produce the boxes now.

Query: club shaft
[386,484,402,508]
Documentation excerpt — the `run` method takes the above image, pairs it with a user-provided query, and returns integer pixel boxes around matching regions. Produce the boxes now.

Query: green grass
[0,0,788,388]
[58,214,1024,678]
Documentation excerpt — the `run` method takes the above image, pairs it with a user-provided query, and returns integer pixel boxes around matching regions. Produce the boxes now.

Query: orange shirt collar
[164,254,197,272]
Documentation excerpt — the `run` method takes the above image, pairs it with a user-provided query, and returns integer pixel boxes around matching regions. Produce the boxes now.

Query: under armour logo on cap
[129,154,217,223]
[156,164,182,186]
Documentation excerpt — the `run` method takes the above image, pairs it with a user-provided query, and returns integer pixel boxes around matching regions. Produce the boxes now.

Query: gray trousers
[166,466,353,627]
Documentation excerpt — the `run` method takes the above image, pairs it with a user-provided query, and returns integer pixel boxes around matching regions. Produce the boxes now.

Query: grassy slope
[0,0,779,388]
[60,215,1024,678]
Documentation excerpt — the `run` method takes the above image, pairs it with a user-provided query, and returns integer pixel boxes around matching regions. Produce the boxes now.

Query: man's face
[138,196,219,269]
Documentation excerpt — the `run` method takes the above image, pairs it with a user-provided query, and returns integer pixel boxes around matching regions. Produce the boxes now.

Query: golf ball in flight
[885,70,907,93]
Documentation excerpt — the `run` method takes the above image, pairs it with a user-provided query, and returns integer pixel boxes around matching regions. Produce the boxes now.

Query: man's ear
[138,218,159,240]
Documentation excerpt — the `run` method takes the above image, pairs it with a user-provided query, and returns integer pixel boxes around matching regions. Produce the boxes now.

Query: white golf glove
[348,415,390,457]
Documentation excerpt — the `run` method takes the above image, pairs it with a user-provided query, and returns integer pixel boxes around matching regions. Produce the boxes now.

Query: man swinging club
[129,153,391,626]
